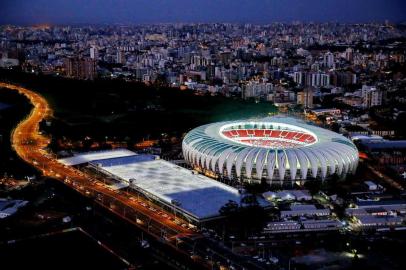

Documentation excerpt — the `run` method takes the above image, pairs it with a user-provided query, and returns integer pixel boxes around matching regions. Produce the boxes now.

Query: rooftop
[91,154,242,220]
[58,148,136,166]
[290,204,317,211]
[355,200,406,208]
[361,140,406,151]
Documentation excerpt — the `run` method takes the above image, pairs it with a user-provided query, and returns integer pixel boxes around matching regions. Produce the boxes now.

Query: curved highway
[0,82,264,270]
[0,82,193,237]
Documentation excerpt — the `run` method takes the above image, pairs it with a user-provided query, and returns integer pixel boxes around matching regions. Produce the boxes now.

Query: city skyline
[1,0,406,25]
[1,2,406,269]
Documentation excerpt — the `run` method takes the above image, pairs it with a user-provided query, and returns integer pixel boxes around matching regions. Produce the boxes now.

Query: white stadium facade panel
[182,117,359,185]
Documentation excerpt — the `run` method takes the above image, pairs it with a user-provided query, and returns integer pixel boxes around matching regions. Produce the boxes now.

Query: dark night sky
[1,0,406,25]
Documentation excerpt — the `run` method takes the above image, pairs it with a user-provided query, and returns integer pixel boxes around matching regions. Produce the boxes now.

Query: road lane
[1,82,263,270]
[0,82,194,238]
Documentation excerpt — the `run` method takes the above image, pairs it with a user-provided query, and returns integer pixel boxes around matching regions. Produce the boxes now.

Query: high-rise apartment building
[361,85,383,108]
[64,57,97,80]
[116,50,126,64]
[324,51,335,68]
[90,46,98,60]
[297,87,314,108]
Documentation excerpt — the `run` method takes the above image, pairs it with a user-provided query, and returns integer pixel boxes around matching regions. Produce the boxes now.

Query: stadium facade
[182,117,359,185]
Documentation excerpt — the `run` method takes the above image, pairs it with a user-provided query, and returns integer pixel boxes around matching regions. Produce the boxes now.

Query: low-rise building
[264,219,342,233]
[280,204,330,218]
[263,190,312,202]
[265,221,301,232]
[354,215,403,229]
[301,219,342,230]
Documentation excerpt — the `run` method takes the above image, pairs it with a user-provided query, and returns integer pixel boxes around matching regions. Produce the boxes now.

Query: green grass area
[0,70,277,144]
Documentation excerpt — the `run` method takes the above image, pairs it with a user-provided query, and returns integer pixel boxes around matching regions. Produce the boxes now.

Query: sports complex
[183,116,359,185]
[59,149,246,223]
[57,117,358,223]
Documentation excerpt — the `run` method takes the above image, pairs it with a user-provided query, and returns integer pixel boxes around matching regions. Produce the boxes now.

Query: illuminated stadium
[182,117,359,185]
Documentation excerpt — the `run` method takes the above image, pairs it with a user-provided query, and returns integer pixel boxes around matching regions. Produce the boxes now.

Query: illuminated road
[1,82,264,270]
[0,83,195,242]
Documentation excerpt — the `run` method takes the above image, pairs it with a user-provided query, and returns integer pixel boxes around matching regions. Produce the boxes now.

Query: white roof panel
[93,155,242,220]
[58,149,136,166]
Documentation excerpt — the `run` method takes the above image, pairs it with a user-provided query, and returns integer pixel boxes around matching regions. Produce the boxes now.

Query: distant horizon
[2,20,406,28]
[1,0,405,25]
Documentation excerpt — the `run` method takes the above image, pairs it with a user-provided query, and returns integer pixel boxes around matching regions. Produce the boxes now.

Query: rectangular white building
[91,154,243,223]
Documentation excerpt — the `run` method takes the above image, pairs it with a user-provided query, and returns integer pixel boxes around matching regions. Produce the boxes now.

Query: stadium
[182,117,359,185]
